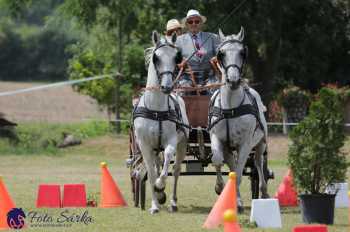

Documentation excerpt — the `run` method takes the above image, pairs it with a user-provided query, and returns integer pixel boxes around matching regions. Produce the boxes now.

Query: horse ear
[171,32,177,44]
[218,28,225,41]
[237,26,245,42]
[152,31,160,45]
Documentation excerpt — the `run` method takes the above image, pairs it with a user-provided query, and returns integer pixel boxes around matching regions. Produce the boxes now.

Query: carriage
[127,87,274,210]
[127,29,274,212]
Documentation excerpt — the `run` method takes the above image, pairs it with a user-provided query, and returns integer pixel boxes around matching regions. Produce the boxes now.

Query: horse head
[216,27,248,90]
[151,31,182,94]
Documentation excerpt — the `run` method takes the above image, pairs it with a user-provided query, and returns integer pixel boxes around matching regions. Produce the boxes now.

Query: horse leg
[155,141,176,191]
[254,141,270,198]
[169,140,186,212]
[224,146,235,172]
[236,144,252,213]
[211,135,225,195]
[141,148,160,214]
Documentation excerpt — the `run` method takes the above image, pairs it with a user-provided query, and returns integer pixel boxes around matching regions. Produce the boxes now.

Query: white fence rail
[0,76,349,134]
[0,74,112,97]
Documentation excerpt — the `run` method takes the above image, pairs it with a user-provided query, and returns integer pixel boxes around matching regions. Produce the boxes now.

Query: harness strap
[207,88,261,131]
[208,104,258,131]
[226,119,230,149]
[133,107,178,122]
[132,95,191,153]
[158,120,162,153]
[244,87,264,131]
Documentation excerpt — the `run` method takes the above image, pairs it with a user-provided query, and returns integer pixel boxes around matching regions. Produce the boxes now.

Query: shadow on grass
[179,205,252,216]
[240,218,258,229]
[240,206,252,216]
[280,207,300,214]
[180,205,212,214]
[335,224,349,228]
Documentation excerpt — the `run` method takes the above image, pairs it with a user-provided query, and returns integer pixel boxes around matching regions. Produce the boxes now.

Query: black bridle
[152,43,181,85]
[216,39,247,84]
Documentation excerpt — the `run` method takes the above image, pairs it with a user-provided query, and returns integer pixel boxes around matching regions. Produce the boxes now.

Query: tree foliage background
[0,0,349,118]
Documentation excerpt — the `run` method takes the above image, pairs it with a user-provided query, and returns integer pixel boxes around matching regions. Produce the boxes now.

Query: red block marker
[36,184,61,208]
[293,224,328,232]
[62,184,87,207]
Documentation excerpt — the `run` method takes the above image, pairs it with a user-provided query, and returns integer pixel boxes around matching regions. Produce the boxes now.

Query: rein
[143,65,224,93]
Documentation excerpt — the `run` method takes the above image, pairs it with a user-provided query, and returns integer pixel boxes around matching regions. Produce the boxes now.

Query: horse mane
[145,45,160,87]
[144,36,173,68]
[144,46,155,68]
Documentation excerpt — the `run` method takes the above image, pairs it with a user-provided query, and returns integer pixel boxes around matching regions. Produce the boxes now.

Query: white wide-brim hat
[166,19,183,32]
[182,9,207,24]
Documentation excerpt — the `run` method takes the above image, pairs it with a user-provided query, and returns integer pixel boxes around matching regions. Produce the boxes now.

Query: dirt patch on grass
[267,134,289,160]
[0,81,109,123]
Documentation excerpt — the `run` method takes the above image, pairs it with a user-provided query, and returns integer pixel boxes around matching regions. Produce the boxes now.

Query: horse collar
[208,89,259,131]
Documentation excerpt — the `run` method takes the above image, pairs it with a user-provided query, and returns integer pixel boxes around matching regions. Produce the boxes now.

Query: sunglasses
[187,20,200,25]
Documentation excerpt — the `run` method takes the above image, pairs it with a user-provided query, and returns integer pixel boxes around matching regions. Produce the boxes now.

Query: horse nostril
[161,86,172,93]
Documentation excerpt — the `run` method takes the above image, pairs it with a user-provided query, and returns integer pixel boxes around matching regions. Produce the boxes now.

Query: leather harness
[132,95,189,153]
[207,86,264,149]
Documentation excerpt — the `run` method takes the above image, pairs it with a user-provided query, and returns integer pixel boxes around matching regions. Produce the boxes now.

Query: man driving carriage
[176,9,220,94]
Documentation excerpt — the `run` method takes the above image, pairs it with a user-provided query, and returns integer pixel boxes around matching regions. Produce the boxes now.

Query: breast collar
[207,87,263,131]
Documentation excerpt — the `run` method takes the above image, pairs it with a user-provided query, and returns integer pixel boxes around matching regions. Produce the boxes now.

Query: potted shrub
[288,87,348,224]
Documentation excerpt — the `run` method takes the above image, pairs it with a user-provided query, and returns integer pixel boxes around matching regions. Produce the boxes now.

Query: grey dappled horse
[209,27,269,213]
[133,31,189,214]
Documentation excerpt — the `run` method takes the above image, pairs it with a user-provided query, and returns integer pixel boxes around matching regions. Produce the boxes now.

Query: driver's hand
[177,59,187,69]
[210,57,218,64]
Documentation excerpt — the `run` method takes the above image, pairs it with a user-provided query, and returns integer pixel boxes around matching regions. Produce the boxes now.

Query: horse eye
[153,55,159,63]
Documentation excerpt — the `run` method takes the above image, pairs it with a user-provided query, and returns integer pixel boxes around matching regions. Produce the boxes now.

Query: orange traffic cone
[0,176,16,230]
[99,162,127,208]
[203,172,237,229]
[348,191,350,227]
[274,169,298,206]
[223,209,241,232]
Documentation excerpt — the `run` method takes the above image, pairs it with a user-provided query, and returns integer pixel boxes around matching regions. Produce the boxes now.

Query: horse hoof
[149,208,159,214]
[237,206,244,214]
[168,205,178,213]
[215,184,224,195]
[261,193,270,199]
[157,191,167,205]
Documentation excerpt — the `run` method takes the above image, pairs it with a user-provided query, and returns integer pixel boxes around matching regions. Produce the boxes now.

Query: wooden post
[114,73,123,133]
[115,5,123,134]
[282,107,288,135]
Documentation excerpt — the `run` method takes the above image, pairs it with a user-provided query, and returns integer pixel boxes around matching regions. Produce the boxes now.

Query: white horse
[209,27,269,213]
[133,31,189,214]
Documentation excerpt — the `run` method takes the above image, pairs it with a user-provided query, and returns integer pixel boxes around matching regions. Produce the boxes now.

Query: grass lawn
[0,134,349,232]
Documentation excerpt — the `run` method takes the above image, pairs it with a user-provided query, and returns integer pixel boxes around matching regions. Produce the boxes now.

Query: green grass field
[0,135,349,232]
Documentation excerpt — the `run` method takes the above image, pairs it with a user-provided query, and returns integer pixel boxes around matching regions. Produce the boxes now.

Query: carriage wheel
[133,177,140,207]
[140,177,146,210]
[250,169,260,199]
[263,151,270,183]
[250,149,271,199]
